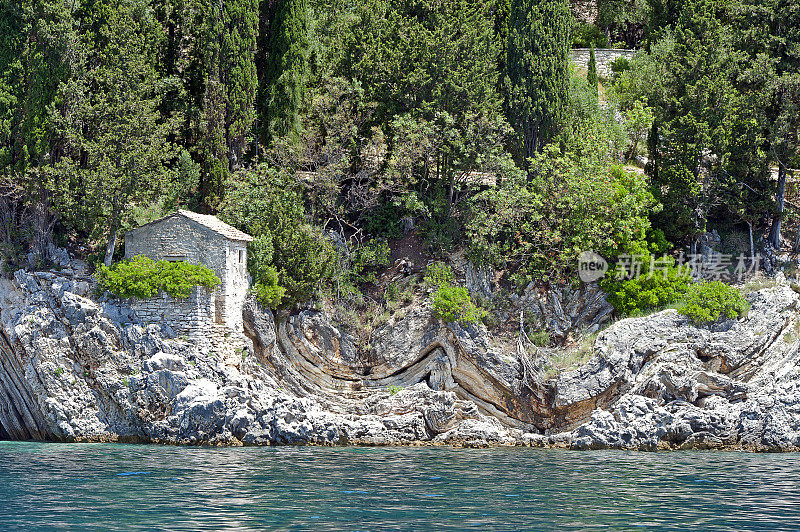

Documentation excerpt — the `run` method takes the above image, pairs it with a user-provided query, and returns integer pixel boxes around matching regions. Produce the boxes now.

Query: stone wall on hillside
[129,287,216,338]
[571,48,636,77]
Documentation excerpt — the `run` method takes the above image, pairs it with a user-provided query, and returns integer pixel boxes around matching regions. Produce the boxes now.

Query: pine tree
[732,0,800,249]
[506,0,571,169]
[648,0,743,249]
[587,44,599,96]
[0,0,80,175]
[77,0,175,265]
[494,0,512,110]
[260,0,309,146]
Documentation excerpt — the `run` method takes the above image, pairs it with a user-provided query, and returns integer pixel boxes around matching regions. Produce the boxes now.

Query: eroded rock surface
[3,264,800,450]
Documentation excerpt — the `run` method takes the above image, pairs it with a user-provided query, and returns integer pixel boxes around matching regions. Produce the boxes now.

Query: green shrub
[252,265,287,309]
[572,22,608,48]
[219,166,335,308]
[387,385,402,395]
[600,229,689,315]
[609,56,630,74]
[678,281,749,325]
[602,265,691,315]
[468,149,656,287]
[97,255,220,299]
[529,328,551,347]
[424,262,455,288]
[352,238,391,283]
[432,284,485,325]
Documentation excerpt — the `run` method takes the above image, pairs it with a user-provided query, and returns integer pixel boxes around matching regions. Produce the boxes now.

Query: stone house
[124,210,253,336]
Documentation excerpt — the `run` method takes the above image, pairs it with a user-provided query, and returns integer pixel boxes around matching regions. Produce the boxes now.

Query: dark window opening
[239,250,244,263]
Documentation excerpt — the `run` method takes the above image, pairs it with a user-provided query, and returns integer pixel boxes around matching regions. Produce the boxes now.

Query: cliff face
[2,265,800,450]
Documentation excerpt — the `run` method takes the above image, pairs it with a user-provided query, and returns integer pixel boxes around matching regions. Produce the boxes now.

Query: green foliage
[343,0,509,228]
[572,22,608,48]
[639,0,759,246]
[219,165,334,307]
[1,0,796,324]
[678,281,749,325]
[387,385,402,395]
[601,229,688,314]
[622,100,654,160]
[597,0,649,48]
[59,0,175,266]
[506,0,571,162]
[424,260,483,325]
[432,284,485,325]
[424,262,455,288]
[529,328,551,347]
[561,63,627,159]
[603,264,691,314]
[96,256,220,299]
[351,239,391,284]
[469,147,657,286]
[609,56,631,76]
[261,0,309,145]
[249,234,287,308]
[587,45,599,94]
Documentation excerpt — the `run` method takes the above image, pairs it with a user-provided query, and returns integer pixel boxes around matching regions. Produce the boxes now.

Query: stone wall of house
[125,216,227,280]
[571,48,636,78]
[129,287,216,338]
[125,215,249,333]
[223,242,248,333]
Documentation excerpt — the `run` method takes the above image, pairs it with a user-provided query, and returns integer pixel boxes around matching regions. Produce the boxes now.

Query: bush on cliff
[603,265,691,315]
[678,281,749,325]
[96,255,220,299]
[248,234,287,309]
[432,284,485,326]
[424,262,455,288]
[422,262,484,325]
[600,229,690,315]
[219,166,335,308]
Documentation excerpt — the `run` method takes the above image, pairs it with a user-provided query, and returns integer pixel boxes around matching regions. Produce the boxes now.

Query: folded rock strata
[2,266,800,450]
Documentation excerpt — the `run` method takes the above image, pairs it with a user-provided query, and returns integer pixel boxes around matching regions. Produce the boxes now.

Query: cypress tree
[260,0,309,146]
[506,0,571,169]
[221,0,258,170]
[494,0,512,109]
[184,0,259,211]
[587,44,599,96]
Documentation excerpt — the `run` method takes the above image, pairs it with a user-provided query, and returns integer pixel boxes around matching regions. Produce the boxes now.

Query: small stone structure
[124,210,253,336]
[571,48,636,78]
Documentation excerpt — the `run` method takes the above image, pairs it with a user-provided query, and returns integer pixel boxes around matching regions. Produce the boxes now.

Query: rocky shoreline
[2,263,800,451]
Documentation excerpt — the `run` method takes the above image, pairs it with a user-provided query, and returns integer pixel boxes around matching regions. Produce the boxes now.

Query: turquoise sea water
[1,442,799,531]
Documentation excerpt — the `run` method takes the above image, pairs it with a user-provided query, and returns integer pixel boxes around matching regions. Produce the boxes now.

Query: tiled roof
[176,210,253,242]
[127,210,253,242]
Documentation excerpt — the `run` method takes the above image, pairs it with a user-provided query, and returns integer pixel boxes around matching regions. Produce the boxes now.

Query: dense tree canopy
[1,0,798,310]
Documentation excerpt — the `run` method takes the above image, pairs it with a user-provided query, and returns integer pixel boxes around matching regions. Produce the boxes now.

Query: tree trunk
[523,121,539,173]
[794,223,800,253]
[626,137,639,162]
[104,205,121,267]
[768,165,787,249]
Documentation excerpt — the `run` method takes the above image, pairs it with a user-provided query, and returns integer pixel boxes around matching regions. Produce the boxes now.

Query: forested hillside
[1,0,798,327]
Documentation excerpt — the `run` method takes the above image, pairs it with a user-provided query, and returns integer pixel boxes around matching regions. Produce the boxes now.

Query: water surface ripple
[1,442,798,531]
